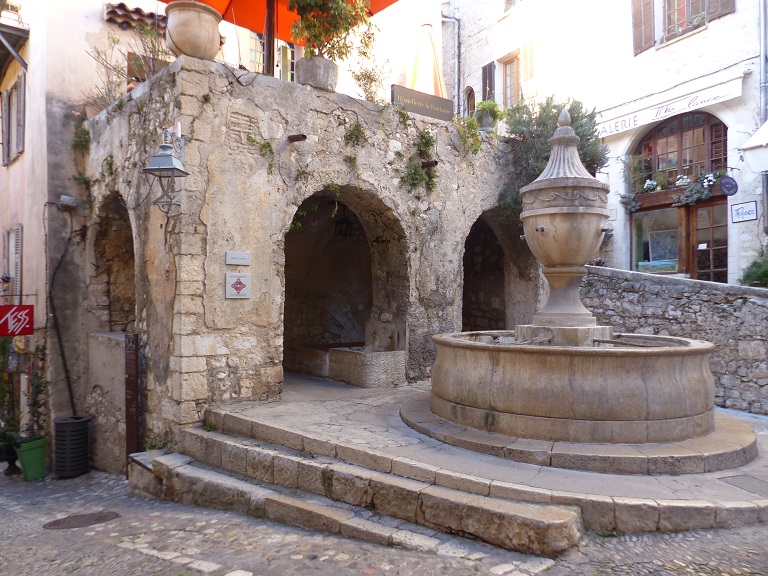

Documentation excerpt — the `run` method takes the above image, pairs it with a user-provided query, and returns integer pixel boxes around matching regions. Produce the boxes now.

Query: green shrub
[740,252,768,287]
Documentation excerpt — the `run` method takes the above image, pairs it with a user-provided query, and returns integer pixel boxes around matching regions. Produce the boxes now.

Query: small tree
[289,0,375,61]
[498,96,608,217]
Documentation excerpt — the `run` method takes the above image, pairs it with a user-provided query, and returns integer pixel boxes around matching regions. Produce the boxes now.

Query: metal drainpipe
[441,10,461,116]
[761,0,768,234]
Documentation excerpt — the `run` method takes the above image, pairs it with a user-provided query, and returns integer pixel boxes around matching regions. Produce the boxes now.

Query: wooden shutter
[707,0,735,21]
[482,62,495,101]
[1,90,9,166]
[632,0,654,55]
[15,73,24,156]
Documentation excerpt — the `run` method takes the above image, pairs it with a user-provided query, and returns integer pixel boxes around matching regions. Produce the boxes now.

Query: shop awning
[0,21,29,78]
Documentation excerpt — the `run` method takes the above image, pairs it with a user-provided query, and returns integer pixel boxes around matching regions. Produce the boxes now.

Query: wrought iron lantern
[143,140,189,214]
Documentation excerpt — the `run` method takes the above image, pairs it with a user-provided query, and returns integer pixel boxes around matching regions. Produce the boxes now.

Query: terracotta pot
[165,1,222,61]
[295,56,338,91]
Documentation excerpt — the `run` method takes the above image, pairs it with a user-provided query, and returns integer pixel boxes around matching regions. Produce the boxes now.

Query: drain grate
[43,511,120,530]
[719,475,768,497]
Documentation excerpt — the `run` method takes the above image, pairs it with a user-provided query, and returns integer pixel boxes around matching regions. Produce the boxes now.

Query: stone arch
[461,210,541,330]
[90,191,137,332]
[282,185,410,381]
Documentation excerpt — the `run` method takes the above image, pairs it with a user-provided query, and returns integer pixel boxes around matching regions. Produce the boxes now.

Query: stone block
[417,485,475,531]
[550,492,614,531]
[302,436,337,458]
[180,372,209,401]
[330,463,372,506]
[461,496,581,557]
[339,517,395,546]
[390,530,441,553]
[657,500,716,531]
[245,447,275,483]
[489,481,553,504]
[435,470,490,496]
[178,428,206,462]
[203,434,223,467]
[223,413,253,438]
[370,474,430,523]
[220,440,248,476]
[298,459,332,497]
[613,497,659,532]
[272,453,301,488]
[336,444,393,473]
[179,355,207,374]
[328,348,406,388]
[252,422,304,450]
[391,457,440,483]
[714,501,760,528]
[264,494,353,533]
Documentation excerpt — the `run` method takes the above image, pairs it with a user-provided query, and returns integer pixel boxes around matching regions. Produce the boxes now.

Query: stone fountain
[402,111,757,474]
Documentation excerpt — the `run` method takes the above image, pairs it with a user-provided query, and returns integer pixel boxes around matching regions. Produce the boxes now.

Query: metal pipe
[441,8,461,116]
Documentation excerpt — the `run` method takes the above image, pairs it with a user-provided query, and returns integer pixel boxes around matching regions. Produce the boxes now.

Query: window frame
[1,72,25,166]
[630,111,729,281]
[502,56,519,108]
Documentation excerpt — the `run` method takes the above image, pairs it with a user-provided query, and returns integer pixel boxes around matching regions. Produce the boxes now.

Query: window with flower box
[628,111,729,282]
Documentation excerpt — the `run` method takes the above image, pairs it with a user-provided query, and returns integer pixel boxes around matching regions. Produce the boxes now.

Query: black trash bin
[55,416,91,478]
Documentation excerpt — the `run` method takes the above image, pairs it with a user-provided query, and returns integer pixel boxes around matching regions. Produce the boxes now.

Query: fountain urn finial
[519,108,610,328]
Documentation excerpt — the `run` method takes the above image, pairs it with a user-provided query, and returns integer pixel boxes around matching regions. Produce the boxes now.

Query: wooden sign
[0,305,34,336]
[391,85,453,121]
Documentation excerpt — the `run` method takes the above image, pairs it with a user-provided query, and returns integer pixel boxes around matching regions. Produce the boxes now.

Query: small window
[248,31,265,74]
[502,57,519,107]
[664,0,706,39]
[1,73,25,166]
[465,87,476,117]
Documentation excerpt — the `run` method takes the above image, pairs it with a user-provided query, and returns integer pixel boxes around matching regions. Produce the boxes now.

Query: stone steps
[171,426,582,557]
[131,452,514,559]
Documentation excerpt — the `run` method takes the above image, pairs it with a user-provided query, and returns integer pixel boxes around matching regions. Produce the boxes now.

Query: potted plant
[15,345,49,481]
[474,99,504,131]
[290,0,374,91]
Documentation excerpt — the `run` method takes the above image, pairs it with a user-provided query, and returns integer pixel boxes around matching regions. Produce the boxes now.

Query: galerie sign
[0,305,34,336]
[391,85,453,122]
[596,75,743,138]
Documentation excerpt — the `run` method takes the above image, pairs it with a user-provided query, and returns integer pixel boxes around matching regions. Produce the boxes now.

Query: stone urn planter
[474,110,495,131]
[165,1,222,61]
[519,109,610,327]
[295,56,338,91]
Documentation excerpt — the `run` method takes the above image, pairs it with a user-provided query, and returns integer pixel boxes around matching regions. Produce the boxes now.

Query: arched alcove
[283,186,409,385]
[92,192,136,331]
[462,218,506,331]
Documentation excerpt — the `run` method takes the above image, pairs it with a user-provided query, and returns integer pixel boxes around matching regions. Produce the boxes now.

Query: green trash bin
[16,437,47,481]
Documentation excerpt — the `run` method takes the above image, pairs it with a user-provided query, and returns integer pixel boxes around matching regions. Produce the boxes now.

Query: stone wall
[582,266,768,415]
[82,57,542,449]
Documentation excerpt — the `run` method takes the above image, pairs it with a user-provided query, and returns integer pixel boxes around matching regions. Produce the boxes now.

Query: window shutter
[1,91,9,166]
[2,230,8,275]
[15,73,24,156]
[481,62,495,101]
[707,0,735,21]
[632,0,654,55]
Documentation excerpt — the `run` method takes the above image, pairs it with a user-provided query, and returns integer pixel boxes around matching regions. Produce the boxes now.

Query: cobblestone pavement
[1,469,768,576]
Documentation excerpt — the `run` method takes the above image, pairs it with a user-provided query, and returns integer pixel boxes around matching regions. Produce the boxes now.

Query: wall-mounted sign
[225,273,251,299]
[225,251,251,265]
[596,74,743,138]
[391,85,453,122]
[731,201,758,223]
[0,305,34,336]
[718,176,738,196]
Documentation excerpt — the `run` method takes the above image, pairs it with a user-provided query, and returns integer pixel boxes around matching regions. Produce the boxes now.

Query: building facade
[442,0,765,284]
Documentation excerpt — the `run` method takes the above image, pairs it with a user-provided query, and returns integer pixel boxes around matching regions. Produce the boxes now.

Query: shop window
[249,31,265,73]
[1,72,25,166]
[630,111,729,282]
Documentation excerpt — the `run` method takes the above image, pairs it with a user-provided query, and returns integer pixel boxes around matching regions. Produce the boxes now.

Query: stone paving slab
[206,374,768,533]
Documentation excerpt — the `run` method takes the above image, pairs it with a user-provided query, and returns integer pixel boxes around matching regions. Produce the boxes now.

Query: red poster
[0,305,34,336]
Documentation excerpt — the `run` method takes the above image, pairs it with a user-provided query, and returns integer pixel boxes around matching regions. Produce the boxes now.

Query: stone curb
[178,426,583,557]
[204,405,768,533]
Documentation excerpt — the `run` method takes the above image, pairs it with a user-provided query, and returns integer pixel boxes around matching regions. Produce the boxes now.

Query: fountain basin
[431,331,715,444]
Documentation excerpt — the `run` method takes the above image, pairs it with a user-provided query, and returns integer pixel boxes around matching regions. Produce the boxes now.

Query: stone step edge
[178,426,582,558]
[130,452,483,558]
[401,395,758,475]
[204,407,768,533]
